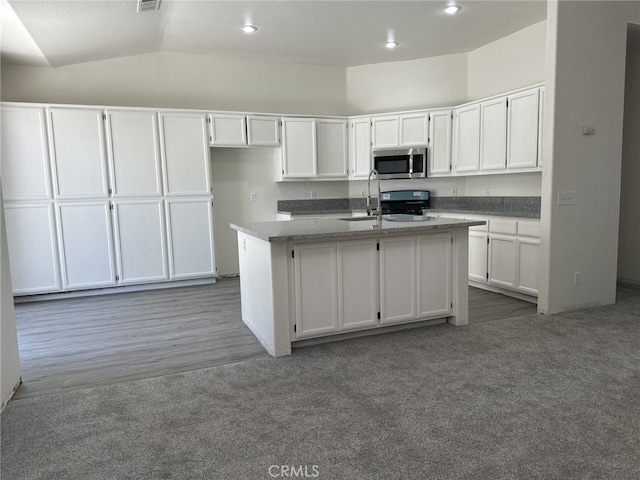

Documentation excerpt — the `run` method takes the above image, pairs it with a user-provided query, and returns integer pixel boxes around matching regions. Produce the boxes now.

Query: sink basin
[339,216,377,222]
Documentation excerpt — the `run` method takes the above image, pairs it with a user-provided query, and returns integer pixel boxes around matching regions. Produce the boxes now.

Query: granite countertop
[231,216,485,242]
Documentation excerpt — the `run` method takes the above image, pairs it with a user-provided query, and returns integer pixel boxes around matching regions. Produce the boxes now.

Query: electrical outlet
[558,191,576,206]
[310,190,317,199]
[573,271,581,284]
[250,192,257,202]
[451,187,457,196]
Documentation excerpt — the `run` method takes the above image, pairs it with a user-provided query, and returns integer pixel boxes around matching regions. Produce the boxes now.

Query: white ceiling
[1,0,548,68]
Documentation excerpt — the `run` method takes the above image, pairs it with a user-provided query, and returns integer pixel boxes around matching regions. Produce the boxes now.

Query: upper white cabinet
[480,97,508,172]
[208,114,247,146]
[246,115,280,146]
[453,103,481,174]
[507,88,540,170]
[371,115,399,149]
[372,112,429,149]
[48,108,110,199]
[316,118,348,178]
[159,112,212,196]
[349,117,373,180]
[105,110,163,197]
[0,106,52,201]
[428,109,453,176]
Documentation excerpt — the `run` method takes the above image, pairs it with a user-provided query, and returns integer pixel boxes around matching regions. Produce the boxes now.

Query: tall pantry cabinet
[0,104,216,295]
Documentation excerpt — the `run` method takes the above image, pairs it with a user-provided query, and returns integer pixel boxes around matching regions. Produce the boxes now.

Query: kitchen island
[231,216,485,356]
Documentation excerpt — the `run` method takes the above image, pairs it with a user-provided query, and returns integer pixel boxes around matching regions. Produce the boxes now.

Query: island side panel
[237,232,292,357]
[450,226,469,326]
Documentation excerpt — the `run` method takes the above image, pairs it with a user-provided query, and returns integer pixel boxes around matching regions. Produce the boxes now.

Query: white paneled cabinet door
[337,239,379,331]
[0,106,52,201]
[453,104,481,174]
[105,110,162,197]
[159,112,211,196]
[56,201,116,289]
[399,113,428,147]
[293,242,339,338]
[507,89,540,170]
[166,198,215,279]
[281,117,316,178]
[4,203,60,294]
[372,115,399,149]
[480,97,507,172]
[349,117,372,180]
[488,234,517,289]
[112,199,168,284]
[468,231,489,283]
[316,119,348,178]
[208,114,247,146]
[380,236,417,324]
[48,108,109,199]
[247,116,280,146]
[516,238,540,295]
[428,110,453,176]
[538,87,545,169]
[417,233,452,319]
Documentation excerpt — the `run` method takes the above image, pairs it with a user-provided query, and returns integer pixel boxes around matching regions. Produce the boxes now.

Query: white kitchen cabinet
[506,88,540,170]
[337,239,379,330]
[428,109,453,176]
[488,234,517,289]
[468,230,489,283]
[538,87,545,169]
[247,115,280,146]
[112,199,168,284]
[417,233,453,318]
[399,112,429,147]
[56,201,116,290]
[480,97,507,172]
[380,236,417,324]
[159,112,211,196]
[165,198,216,279]
[0,106,52,201]
[48,108,110,199]
[105,110,162,197]
[280,117,316,178]
[316,118,348,178]
[208,114,247,146]
[4,203,60,294]
[516,237,540,295]
[371,115,399,149]
[453,103,481,174]
[349,117,373,180]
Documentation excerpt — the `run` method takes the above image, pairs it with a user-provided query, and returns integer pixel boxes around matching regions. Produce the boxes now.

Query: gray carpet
[2,287,640,480]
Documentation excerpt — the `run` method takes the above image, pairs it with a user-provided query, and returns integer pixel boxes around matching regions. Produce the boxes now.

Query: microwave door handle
[408,153,413,174]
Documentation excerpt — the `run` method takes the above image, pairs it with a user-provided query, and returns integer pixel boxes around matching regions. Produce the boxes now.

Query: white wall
[467,21,547,101]
[539,1,640,314]
[618,48,640,284]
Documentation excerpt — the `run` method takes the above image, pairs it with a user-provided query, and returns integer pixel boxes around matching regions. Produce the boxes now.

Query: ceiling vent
[137,0,160,13]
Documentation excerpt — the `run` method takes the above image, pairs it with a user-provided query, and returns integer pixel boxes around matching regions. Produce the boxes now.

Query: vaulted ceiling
[1,0,547,68]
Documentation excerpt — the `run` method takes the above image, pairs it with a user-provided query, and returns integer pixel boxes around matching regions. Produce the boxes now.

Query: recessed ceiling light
[242,24,257,33]
[443,3,462,14]
[385,41,399,49]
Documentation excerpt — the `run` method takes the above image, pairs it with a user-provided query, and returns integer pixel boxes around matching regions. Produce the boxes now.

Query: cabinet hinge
[376,243,380,251]
[377,312,381,320]
[487,238,490,244]
[209,136,213,142]
[451,302,453,309]
[506,99,509,107]
[451,237,453,244]
[116,275,119,281]
[449,165,452,171]
[102,114,106,120]
[486,272,489,280]
[427,137,431,145]
[279,120,283,126]
[108,188,112,195]
[291,250,295,259]
[294,324,297,332]
[451,112,454,119]
[207,117,211,123]
[109,204,114,210]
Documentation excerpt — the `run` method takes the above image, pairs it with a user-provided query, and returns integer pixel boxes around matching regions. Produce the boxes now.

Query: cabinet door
[468,231,488,283]
[380,236,417,324]
[165,198,216,279]
[337,239,379,330]
[112,199,168,284]
[105,110,162,197]
[293,242,339,338]
[428,110,453,176]
[538,87,545,169]
[0,106,52,201]
[480,97,507,171]
[247,115,280,146]
[372,115,399,149]
[208,114,247,146]
[56,201,116,289]
[399,113,429,147]
[507,89,540,170]
[516,237,540,295]
[488,234,517,289]
[4,203,60,294]
[349,117,372,180]
[159,112,211,196]
[48,108,109,199]
[417,233,452,318]
[281,117,316,178]
[453,104,480,173]
[317,119,348,178]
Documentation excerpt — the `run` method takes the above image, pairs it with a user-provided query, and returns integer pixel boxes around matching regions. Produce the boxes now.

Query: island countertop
[231,216,485,242]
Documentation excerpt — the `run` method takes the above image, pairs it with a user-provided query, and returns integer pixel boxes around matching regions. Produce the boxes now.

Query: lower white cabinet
[112,199,168,284]
[417,233,453,319]
[4,203,61,294]
[468,230,489,283]
[516,237,540,295]
[488,234,518,289]
[56,201,116,289]
[338,239,379,330]
[165,198,216,279]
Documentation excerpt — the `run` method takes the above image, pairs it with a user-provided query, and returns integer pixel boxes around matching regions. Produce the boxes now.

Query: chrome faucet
[367,169,382,227]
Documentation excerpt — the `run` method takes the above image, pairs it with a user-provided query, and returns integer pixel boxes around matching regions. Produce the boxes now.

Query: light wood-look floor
[12,280,536,400]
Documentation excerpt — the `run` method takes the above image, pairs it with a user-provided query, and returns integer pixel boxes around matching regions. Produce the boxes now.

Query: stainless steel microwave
[372,148,427,180]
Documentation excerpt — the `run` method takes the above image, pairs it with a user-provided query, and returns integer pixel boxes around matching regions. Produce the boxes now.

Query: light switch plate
[558,191,576,206]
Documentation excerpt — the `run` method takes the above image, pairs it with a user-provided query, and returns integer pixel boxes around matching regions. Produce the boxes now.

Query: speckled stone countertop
[231,217,485,242]
[277,196,540,218]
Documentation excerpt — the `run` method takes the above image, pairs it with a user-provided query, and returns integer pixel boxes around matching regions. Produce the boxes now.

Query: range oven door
[373,148,426,179]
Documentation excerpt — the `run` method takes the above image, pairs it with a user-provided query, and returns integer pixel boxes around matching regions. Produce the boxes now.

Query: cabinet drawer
[517,220,540,238]
[489,218,517,235]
